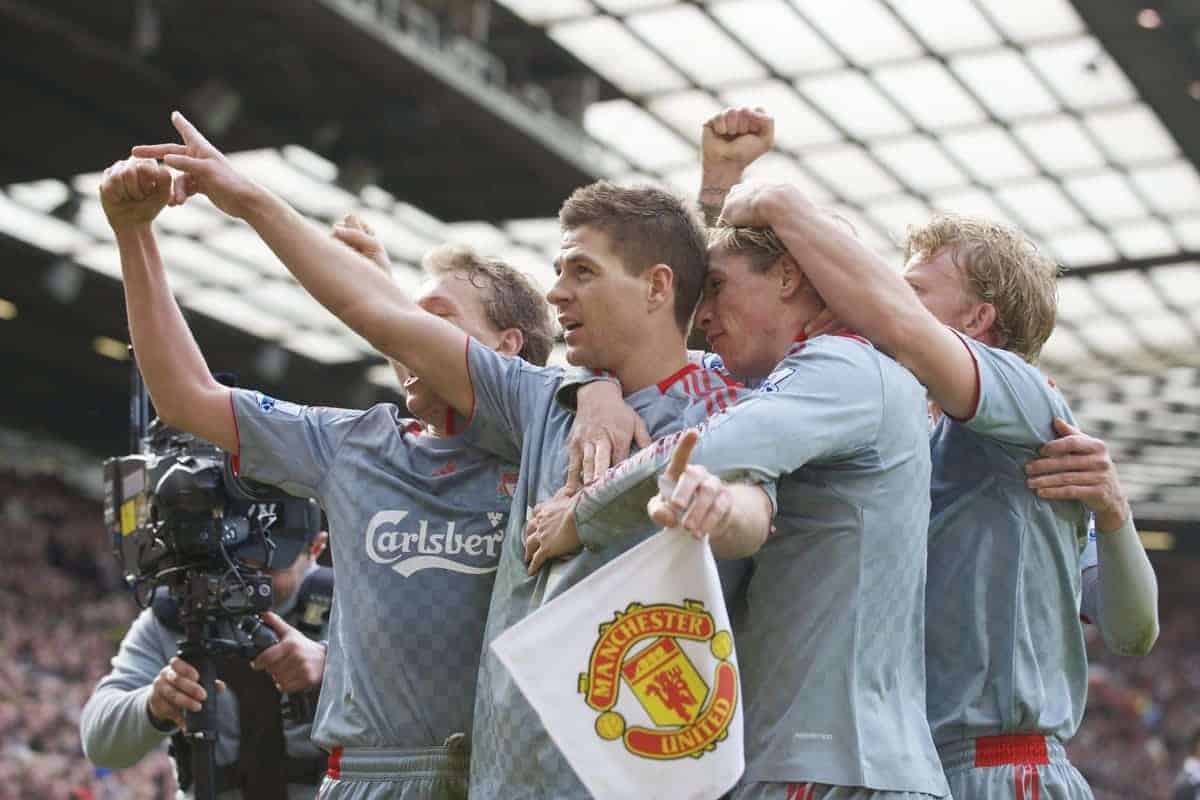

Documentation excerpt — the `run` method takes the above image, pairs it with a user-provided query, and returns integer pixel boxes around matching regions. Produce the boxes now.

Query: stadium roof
[1,0,1198,535]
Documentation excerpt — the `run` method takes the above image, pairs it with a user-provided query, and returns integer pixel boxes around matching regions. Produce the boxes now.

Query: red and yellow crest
[577,599,737,760]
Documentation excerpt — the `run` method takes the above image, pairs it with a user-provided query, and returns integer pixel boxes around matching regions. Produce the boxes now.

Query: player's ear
[496,328,524,359]
[310,531,329,558]
[776,254,802,300]
[964,301,997,340]
[645,264,674,313]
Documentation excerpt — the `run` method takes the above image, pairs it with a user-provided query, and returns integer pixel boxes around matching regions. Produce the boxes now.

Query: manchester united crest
[577,599,738,760]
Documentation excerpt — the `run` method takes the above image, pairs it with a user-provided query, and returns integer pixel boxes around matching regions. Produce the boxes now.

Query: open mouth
[403,375,420,389]
[561,321,583,339]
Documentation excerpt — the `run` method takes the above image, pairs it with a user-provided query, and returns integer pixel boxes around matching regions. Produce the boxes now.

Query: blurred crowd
[1,467,176,799]
[0,445,1196,799]
[1070,556,1200,799]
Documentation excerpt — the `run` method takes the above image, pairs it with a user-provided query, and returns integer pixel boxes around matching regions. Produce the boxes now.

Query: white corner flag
[491,529,744,800]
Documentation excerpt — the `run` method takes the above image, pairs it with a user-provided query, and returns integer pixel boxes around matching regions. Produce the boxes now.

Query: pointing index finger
[664,429,699,484]
[132,143,188,159]
[172,111,213,151]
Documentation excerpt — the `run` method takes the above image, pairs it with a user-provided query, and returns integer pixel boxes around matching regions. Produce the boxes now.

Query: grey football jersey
[575,335,946,794]
[461,340,753,799]
[925,334,1090,746]
[231,389,518,751]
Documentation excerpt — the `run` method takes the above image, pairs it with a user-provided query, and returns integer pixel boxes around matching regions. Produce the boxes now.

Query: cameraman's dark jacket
[80,566,333,799]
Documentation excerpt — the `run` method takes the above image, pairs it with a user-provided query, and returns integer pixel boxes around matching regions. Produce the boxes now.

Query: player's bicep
[369,306,474,418]
[178,384,238,455]
[894,322,979,421]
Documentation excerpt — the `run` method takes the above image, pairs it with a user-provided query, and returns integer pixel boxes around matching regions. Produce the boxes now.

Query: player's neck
[611,339,689,396]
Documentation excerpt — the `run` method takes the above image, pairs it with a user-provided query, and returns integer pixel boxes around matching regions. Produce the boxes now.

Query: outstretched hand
[647,430,732,540]
[132,111,259,218]
[332,214,392,273]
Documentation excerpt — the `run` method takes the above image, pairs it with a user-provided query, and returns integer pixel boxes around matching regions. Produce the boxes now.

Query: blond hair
[422,244,555,366]
[904,215,1059,363]
[706,226,787,273]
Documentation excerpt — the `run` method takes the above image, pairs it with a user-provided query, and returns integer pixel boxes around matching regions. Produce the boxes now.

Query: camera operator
[80,523,331,799]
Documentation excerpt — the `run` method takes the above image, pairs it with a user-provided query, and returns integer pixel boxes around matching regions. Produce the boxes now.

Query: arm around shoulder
[748,185,979,418]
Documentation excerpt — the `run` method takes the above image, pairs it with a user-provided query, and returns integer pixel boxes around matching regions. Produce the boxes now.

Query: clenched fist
[99,158,172,231]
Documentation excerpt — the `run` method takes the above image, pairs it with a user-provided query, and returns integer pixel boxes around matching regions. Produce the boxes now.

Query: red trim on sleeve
[228,392,242,466]
[326,746,343,779]
[656,362,700,394]
[831,328,871,347]
[943,329,982,424]
[462,335,475,426]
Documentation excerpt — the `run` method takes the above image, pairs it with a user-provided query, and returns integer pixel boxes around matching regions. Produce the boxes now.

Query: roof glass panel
[888,0,1001,54]
[951,49,1060,120]
[1047,227,1118,266]
[1149,263,1200,307]
[791,0,923,64]
[871,135,969,192]
[1012,115,1106,175]
[1062,171,1147,224]
[803,145,900,200]
[1111,219,1178,259]
[584,99,694,170]
[974,0,1084,43]
[501,0,593,23]
[647,91,726,143]
[928,187,1016,227]
[800,70,912,140]
[1129,162,1200,217]
[1089,271,1167,313]
[709,0,842,74]
[628,4,766,87]
[872,58,987,130]
[1084,104,1179,165]
[941,125,1038,184]
[995,179,1084,234]
[1027,37,1137,110]
[549,15,687,95]
[743,153,834,203]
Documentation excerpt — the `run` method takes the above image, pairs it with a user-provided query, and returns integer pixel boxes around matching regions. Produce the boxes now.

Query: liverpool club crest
[577,599,738,760]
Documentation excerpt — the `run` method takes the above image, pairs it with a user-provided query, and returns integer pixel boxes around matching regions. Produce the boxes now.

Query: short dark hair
[559,181,708,333]
[422,244,554,366]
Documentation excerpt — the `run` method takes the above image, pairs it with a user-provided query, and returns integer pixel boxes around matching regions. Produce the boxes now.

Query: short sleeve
[951,332,1070,449]
[462,338,562,462]
[230,389,365,498]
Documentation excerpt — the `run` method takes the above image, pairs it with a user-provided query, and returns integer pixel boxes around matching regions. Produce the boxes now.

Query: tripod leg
[182,645,219,800]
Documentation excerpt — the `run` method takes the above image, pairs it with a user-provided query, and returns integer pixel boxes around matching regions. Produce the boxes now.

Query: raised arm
[722,182,979,419]
[330,214,412,389]
[699,107,774,226]
[132,112,476,418]
[99,158,236,451]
